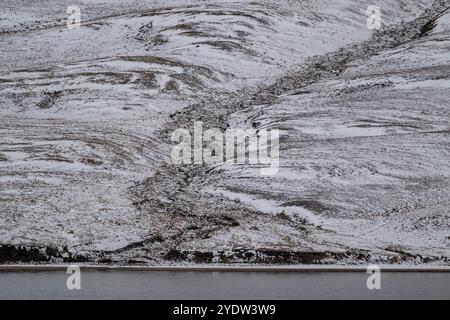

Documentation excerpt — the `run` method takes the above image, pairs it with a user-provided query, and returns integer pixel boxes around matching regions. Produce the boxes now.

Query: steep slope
[0,0,448,264]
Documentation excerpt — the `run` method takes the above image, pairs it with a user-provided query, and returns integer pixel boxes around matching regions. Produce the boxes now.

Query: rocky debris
[162,79,180,93]
[135,21,154,41]
[149,34,168,46]
[0,244,89,263]
[99,247,448,265]
[164,249,329,264]
[159,248,448,265]
[37,91,62,109]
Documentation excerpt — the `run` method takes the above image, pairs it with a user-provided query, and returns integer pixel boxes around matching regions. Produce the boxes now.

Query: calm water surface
[0,271,449,299]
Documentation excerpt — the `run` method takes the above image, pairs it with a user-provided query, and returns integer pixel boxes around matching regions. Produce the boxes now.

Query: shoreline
[1,264,449,272]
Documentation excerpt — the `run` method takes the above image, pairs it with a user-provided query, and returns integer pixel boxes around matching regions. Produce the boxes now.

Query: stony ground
[0,0,449,265]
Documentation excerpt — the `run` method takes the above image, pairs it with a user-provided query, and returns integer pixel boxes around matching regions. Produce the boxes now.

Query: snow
[0,0,448,265]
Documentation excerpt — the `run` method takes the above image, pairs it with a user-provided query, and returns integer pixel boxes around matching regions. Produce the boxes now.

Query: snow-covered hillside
[0,0,448,265]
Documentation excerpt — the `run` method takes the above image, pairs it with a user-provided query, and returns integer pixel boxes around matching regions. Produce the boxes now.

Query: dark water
[0,271,449,299]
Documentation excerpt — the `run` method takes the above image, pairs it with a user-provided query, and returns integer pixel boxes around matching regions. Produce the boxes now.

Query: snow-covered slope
[0,0,448,264]
[207,10,450,259]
